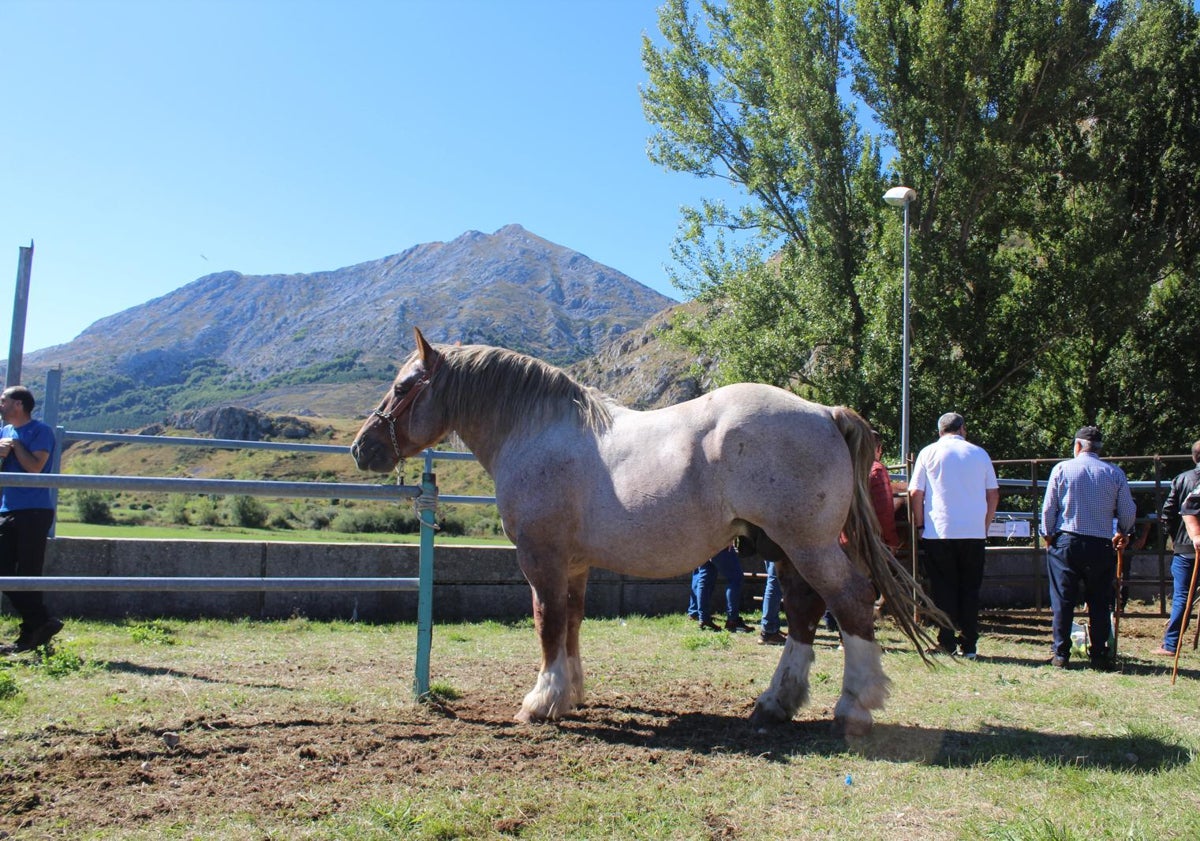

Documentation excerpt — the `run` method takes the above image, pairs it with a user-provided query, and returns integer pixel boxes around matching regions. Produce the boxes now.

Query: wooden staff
[1112,545,1124,657]
[1171,545,1200,685]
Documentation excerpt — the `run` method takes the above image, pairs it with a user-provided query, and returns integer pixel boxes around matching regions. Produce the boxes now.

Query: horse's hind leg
[817,550,890,737]
[517,561,586,723]
[750,559,825,727]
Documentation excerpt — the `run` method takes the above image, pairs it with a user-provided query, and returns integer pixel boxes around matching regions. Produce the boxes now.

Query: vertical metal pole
[43,366,64,531]
[7,241,34,387]
[413,470,437,698]
[900,201,911,475]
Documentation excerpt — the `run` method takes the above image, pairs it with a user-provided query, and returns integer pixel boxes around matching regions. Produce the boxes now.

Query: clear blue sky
[2,0,730,354]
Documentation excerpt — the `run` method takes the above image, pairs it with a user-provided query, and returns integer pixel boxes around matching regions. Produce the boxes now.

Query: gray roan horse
[352,328,945,735]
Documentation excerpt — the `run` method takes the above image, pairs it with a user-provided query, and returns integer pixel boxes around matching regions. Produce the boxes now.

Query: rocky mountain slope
[14,225,686,428]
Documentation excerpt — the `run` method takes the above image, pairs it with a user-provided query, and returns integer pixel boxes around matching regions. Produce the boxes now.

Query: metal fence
[0,420,495,698]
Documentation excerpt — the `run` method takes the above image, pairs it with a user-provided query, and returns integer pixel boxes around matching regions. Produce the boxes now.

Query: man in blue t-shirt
[0,385,61,654]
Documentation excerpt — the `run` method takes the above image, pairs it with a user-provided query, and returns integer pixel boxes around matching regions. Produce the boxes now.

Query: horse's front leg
[750,557,824,727]
[516,556,584,723]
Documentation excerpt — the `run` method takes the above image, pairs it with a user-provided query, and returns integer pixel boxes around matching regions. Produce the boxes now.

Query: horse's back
[570,384,854,567]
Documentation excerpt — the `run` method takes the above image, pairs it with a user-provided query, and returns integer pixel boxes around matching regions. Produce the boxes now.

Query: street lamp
[883,186,916,475]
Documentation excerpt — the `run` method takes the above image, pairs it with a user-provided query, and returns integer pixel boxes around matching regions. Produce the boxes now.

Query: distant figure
[688,544,754,632]
[1152,440,1200,658]
[869,431,901,552]
[0,385,62,655]
[1040,425,1135,670]
[909,412,999,660]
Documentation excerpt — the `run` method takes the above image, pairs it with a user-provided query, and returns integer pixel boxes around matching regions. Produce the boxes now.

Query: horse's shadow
[546,705,1191,772]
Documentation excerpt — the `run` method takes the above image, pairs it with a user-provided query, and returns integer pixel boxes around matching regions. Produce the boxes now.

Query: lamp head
[883,186,917,206]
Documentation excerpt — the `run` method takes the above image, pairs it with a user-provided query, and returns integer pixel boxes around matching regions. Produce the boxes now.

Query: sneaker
[724,618,755,633]
[962,652,978,661]
[698,619,722,632]
[758,631,787,646]
[13,618,63,654]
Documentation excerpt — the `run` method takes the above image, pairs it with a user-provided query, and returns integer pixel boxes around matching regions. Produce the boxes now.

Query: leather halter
[371,353,441,466]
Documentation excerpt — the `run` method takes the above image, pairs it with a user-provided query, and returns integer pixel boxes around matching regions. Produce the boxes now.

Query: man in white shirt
[909,412,1000,659]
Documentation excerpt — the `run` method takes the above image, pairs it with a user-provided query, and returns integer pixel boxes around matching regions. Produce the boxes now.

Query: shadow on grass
[101,658,292,691]
[535,705,1193,773]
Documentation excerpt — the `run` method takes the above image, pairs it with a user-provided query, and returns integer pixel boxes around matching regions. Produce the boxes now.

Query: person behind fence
[1152,439,1200,658]
[0,385,63,655]
[758,560,786,645]
[687,543,754,632]
[1040,425,1135,670]
[908,412,999,660]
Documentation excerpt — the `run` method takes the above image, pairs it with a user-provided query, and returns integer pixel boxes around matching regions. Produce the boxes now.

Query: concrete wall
[3,538,1172,623]
[29,537,691,623]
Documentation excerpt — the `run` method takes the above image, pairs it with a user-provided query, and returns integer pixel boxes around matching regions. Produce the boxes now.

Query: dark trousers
[921,538,986,654]
[1046,532,1116,660]
[0,509,56,631]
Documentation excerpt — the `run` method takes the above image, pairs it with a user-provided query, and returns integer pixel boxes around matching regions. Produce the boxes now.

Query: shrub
[195,496,221,526]
[165,495,190,525]
[227,495,269,529]
[74,490,114,524]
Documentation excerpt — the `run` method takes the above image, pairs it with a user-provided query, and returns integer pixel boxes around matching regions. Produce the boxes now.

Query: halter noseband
[371,353,441,467]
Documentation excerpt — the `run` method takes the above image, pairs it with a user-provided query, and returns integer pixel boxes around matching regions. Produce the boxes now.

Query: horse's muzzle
[350,437,394,473]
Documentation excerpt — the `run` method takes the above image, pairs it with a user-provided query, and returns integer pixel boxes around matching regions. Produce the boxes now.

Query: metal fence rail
[3,421,461,698]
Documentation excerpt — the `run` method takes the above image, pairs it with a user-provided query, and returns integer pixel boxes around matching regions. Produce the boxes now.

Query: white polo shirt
[910,434,998,539]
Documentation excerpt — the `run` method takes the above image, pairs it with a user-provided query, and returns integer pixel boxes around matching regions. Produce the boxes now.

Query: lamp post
[883,186,916,474]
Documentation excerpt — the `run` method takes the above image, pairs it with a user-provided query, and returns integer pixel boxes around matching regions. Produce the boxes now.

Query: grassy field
[0,611,1197,839]
[52,520,512,546]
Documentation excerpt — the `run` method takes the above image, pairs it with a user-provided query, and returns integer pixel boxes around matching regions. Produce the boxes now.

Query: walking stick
[1112,545,1124,658]
[1171,545,1200,685]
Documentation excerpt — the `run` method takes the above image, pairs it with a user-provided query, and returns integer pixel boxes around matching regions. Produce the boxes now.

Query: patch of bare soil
[0,610,1185,838]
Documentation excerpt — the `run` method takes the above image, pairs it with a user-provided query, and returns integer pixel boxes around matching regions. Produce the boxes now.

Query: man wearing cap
[1040,425,1136,669]
[1153,441,1200,657]
[909,412,1000,659]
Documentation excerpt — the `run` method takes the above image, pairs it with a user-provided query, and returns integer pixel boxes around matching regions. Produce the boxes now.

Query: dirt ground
[0,609,1191,839]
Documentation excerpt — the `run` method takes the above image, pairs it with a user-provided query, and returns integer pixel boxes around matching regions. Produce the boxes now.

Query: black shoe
[724,618,755,633]
[758,631,787,646]
[698,619,722,632]
[13,618,63,653]
[1090,656,1115,672]
[1050,655,1068,669]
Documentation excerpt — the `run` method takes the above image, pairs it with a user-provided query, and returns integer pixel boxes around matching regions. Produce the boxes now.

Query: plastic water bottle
[1070,622,1088,658]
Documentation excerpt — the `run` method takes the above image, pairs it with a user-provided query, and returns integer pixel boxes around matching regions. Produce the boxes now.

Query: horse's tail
[831,405,950,663]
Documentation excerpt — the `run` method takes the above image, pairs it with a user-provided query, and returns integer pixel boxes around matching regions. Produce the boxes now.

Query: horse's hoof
[749,700,789,729]
[832,713,873,737]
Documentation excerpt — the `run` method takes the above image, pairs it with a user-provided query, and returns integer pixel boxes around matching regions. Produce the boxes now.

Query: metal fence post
[414,469,437,699]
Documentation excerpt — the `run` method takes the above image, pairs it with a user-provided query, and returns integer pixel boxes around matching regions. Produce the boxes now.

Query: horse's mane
[433,343,613,435]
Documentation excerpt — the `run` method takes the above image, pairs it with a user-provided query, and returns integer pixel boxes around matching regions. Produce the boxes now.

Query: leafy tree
[643,0,1200,460]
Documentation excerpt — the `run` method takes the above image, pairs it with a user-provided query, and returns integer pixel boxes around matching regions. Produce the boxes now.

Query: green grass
[0,613,1197,839]
[53,520,513,545]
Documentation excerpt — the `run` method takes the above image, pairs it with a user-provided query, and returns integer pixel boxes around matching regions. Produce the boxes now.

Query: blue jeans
[760,561,782,634]
[687,549,743,623]
[1046,532,1116,660]
[1162,552,1200,653]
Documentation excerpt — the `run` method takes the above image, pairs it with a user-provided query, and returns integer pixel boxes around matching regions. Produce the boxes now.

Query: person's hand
[0,438,12,458]
[1112,532,1128,550]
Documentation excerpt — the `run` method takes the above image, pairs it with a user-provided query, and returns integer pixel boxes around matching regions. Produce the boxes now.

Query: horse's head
[351,327,449,473]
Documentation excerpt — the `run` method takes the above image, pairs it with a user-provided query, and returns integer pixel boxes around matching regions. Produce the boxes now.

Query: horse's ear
[413,327,435,364]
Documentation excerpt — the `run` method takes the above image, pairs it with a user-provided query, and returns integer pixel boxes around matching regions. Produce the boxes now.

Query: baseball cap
[1074,426,1103,444]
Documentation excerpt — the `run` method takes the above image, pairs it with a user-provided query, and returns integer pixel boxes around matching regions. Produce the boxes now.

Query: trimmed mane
[432,343,613,435]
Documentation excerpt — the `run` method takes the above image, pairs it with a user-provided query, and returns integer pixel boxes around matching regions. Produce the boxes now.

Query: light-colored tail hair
[831,405,951,663]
